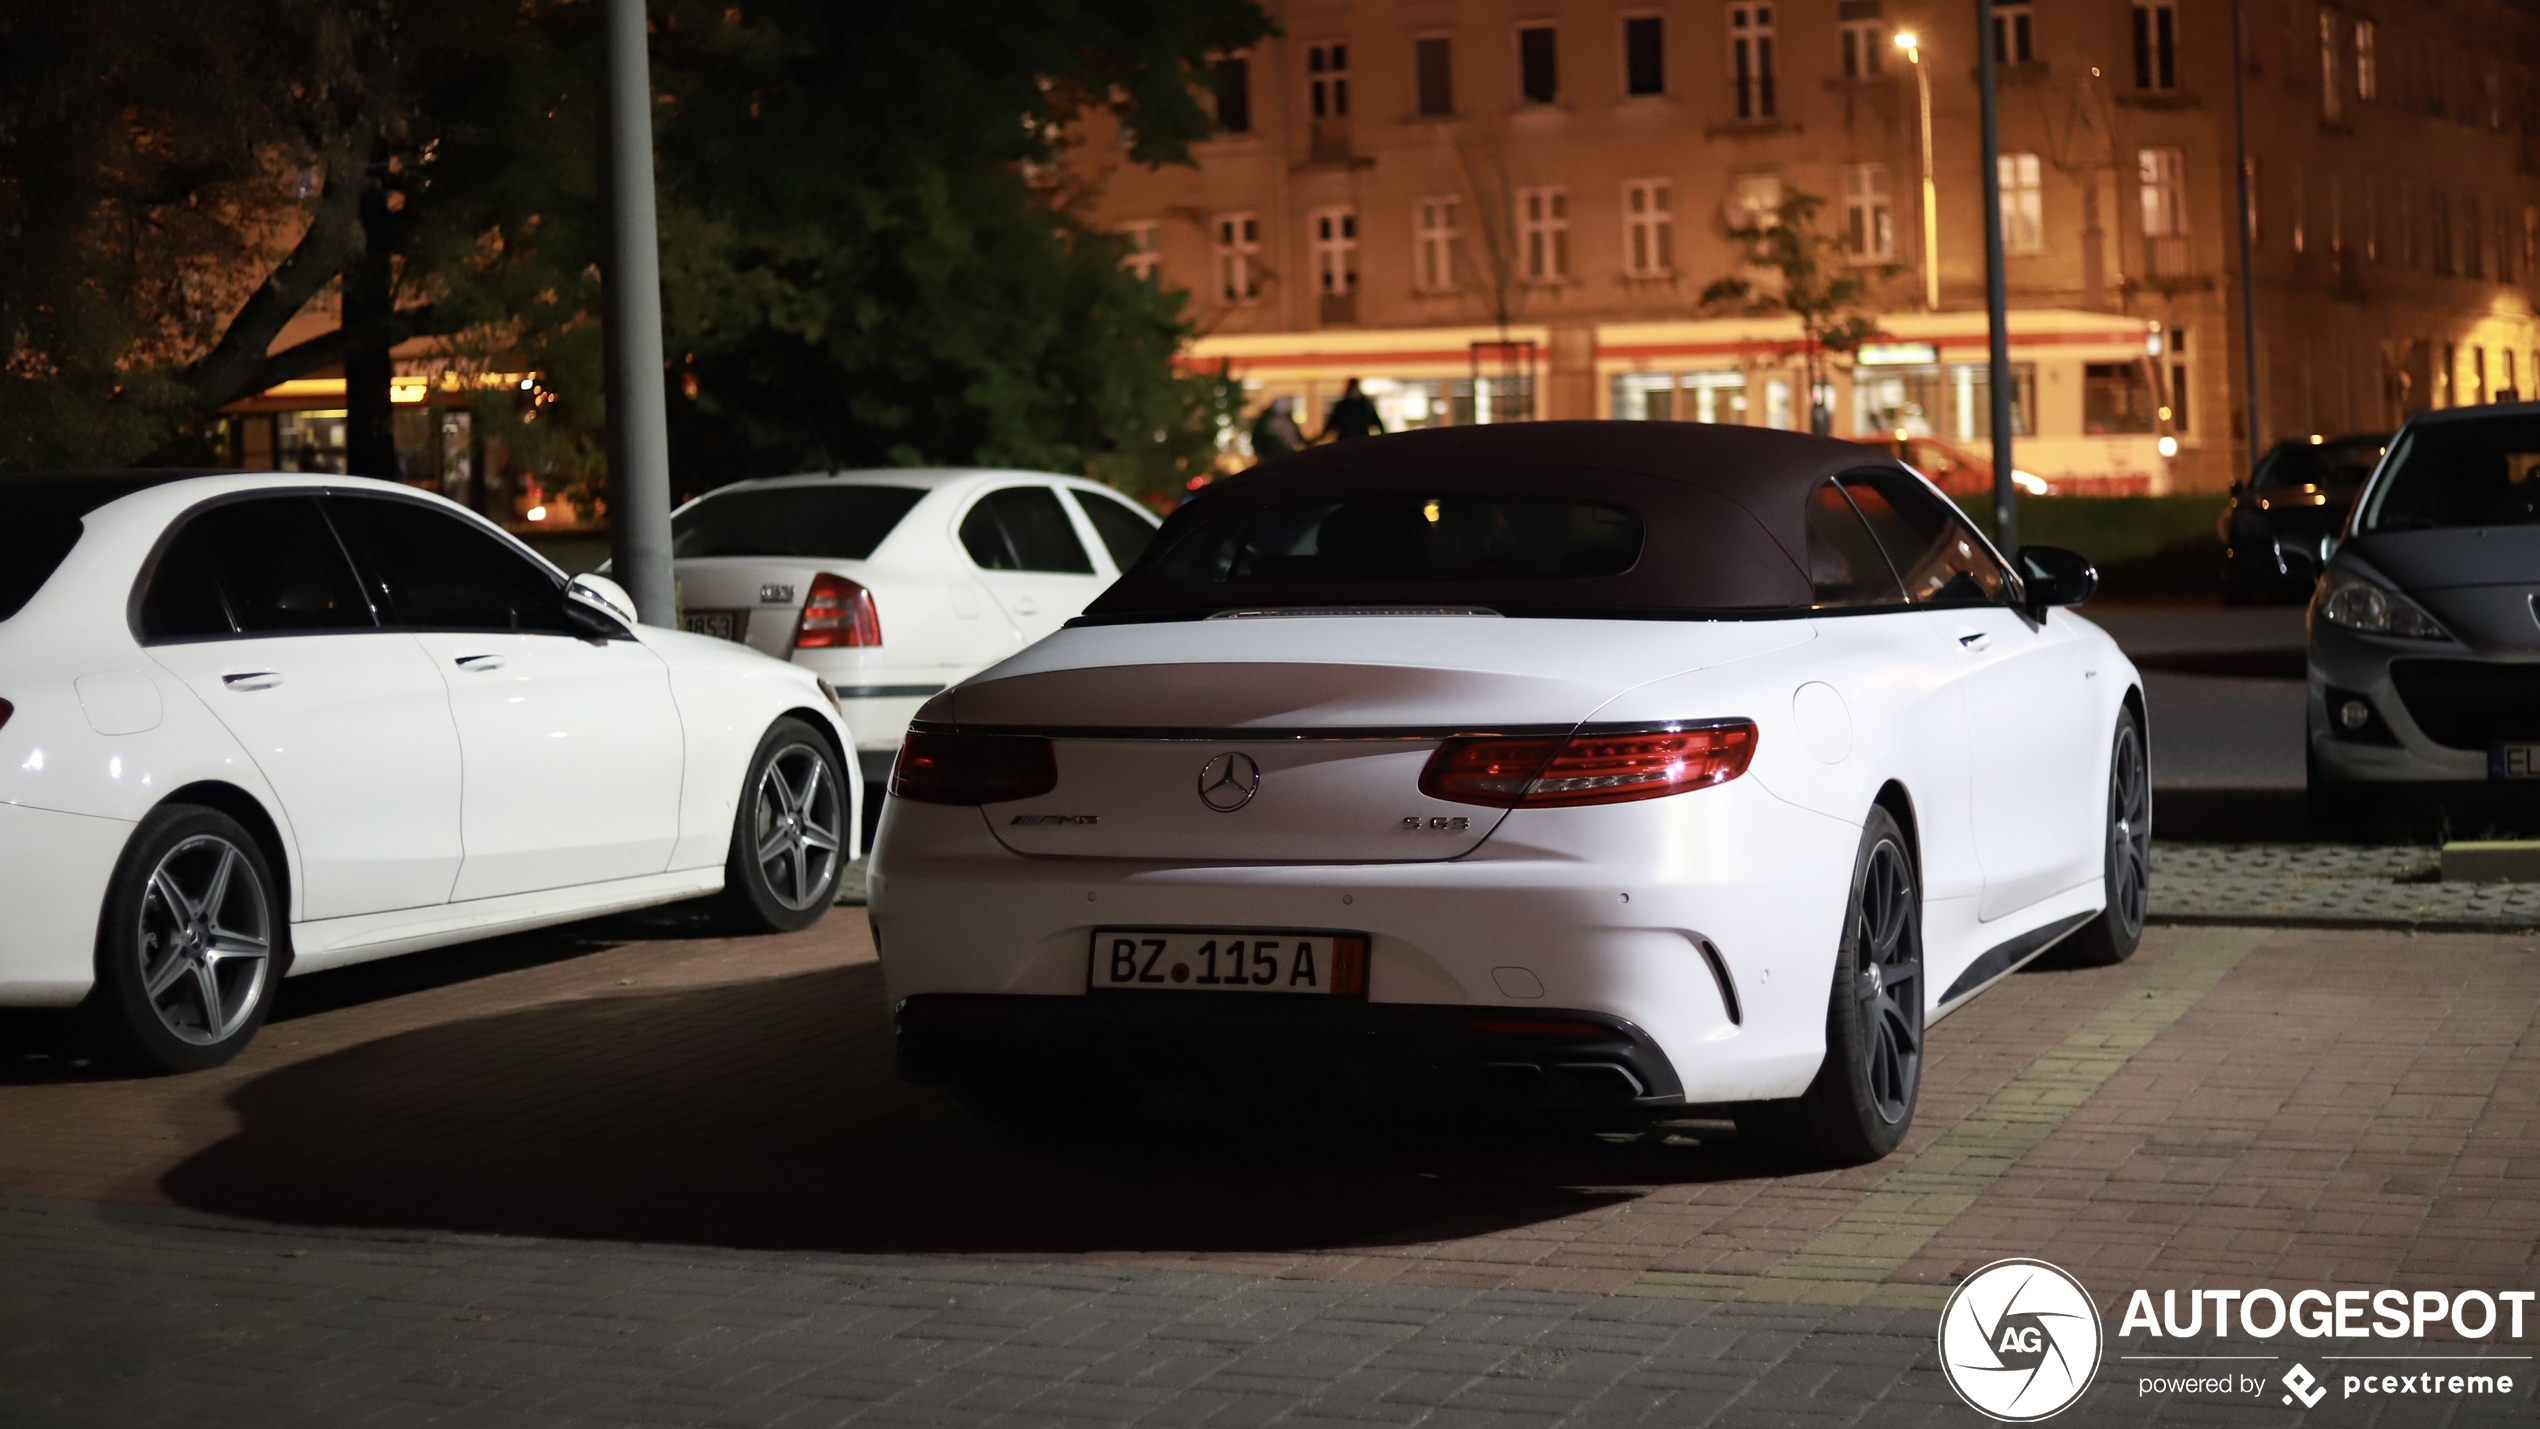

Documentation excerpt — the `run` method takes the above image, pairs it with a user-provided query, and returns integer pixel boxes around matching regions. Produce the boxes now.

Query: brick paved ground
[4,906,2539,1424]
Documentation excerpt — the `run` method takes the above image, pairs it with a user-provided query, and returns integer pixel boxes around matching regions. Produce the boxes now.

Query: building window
[1729,7,1776,120]
[2489,63,2506,131]
[1212,56,1252,134]
[1518,25,1558,104]
[1994,0,2033,65]
[2245,158,2262,244]
[2166,327,2192,431]
[1518,187,1570,282]
[2500,203,2516,283]
[2084,363,2159,435]
[2320,9,2344,124]
[2525,205,2538,279]
[2139,148,2186,237]
[2132,2,2177,92]
[1728,172,1785,247]
[1623,179,1675,275]
[2465,196,2485,278]
[1416,197,1461,291]
[1310,208,1359,297]
[2432,191,2453,275]
[2292,167,2306,254]
[2365,176,2380,263]
[1415,36,1454,116]
[1625,16,1666,96]
[1842,163,1894,259]
[1307,43,1350,119]
[1993,153,2044,253]
[1840,0,1884,78]
[2399,180,2416,266]
[1119,222,1162,282]
[2356,19,2378,101]
[1213,213,1260,302]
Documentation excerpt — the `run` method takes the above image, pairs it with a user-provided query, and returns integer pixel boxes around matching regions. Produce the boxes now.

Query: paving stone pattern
[2150,844,2540,931]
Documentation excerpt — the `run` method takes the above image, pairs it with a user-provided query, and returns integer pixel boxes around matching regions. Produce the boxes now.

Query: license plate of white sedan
[681,609,746,642]
[1089,930,1367,996]
[2490,744,2540,778]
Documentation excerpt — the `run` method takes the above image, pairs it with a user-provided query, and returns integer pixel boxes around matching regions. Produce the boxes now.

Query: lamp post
[598,0,676,627]
[1896,30,1939,311]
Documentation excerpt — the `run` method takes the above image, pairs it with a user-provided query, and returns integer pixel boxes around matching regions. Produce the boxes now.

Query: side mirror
[565,573,639,636]
[2015,544,2099,615]
[2229,481,2247,499]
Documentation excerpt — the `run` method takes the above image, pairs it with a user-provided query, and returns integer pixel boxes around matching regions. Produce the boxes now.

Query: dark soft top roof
[1084,421,1910,619]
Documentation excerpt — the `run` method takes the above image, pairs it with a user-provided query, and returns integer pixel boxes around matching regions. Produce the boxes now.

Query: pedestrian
[1249,395,1306,461]
[1322,378,1383,441]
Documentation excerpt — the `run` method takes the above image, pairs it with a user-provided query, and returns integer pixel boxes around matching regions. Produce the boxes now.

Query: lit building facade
[1069,0,2540,492]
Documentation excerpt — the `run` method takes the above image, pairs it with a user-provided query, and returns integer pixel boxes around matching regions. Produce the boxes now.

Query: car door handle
[1958,632,1992,652]
[1013,596,1041,615]
[454,654,507,672]
[220,671,283,691]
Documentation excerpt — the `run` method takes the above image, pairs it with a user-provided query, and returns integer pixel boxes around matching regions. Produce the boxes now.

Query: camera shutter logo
[1937,1258,2103,1421]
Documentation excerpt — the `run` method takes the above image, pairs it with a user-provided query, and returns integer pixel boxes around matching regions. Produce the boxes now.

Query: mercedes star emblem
[1197,752,1261,812]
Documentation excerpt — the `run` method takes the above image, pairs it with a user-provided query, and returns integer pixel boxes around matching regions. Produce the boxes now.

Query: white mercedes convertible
[0,472,857,1072]
[869,423,2148,1163]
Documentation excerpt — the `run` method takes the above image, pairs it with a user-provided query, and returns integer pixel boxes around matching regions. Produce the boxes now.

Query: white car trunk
[946,615,1813,863]
[671,557,824,659]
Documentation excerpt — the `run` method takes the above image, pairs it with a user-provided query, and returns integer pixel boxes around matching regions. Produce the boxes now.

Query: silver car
[2308,404,2540,819]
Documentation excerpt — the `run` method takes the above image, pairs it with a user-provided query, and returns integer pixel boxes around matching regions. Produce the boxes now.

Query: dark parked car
[2221,433,2389,603]
[2308,406,2540,819]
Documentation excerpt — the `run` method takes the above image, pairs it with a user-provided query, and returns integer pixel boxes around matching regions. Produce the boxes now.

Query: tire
[1740,806,1924,1166]
[717,718,848,933]
[2063,707,2152,966]
[91,804,282,1073]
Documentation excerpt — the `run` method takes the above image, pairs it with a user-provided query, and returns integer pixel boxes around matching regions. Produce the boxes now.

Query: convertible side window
[138,496,373,641]
[1838,468,2011,608]
[1804,480,1908,609]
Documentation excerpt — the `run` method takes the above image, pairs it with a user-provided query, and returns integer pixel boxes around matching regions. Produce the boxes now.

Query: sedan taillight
[890,730,1058,805]
[1419,721,1758,808]
[793,573,882,650]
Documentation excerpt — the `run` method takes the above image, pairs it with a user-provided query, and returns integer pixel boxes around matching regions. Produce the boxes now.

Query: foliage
[0,0,1271,508]
[1697,190,1895,435]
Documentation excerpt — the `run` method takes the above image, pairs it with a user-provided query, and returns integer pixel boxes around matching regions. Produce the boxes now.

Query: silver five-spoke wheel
[1851,837,1923,1128]
[752,741,845,912]
[138,834,273,1045]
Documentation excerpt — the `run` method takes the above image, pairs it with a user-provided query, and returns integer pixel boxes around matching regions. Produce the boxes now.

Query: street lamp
[1895,30,1939,311]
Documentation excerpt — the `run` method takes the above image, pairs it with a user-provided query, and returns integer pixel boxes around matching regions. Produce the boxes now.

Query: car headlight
[2316,567,2449,640]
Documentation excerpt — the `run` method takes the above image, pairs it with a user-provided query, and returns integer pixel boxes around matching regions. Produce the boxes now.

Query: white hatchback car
[869,423,2148,1164]
[665,469,1161,821]
[0,471,858,1071]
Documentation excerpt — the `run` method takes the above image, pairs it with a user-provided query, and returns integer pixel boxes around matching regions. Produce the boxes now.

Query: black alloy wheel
[719,717,848,933]
[2065,708,2151,966]
[92,804,283,1073]
[1740,805,1924,1165]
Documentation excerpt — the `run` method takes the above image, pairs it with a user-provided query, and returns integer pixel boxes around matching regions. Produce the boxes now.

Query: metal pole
[598,0,677,626]
[2229,0,2265,469]
[1915,47,1939,311]
[1977,0,2017,552]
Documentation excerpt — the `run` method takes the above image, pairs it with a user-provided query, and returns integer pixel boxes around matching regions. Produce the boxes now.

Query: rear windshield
[2254,437,2386,492]
[672,484,926,560]
[2356,418,2540,533]
[1149,494,1643,586]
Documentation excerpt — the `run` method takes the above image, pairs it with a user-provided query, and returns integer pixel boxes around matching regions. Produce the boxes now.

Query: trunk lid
[943,614,1810,862]
[670,557,832,659]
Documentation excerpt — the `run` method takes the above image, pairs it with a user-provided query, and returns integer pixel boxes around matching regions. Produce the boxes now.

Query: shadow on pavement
[159,962,1781,1257]
[2153,787,2322,843]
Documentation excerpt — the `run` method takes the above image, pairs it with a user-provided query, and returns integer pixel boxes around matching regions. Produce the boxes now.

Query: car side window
[959,486,1095,574]
[1805,481,1908,609]
[327,496,575,634]
[1838,469,2011,608]
[138,496,373,641]
[1071,489,1160,572]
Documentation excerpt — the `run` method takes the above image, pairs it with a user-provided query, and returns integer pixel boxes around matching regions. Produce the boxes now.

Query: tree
[1697,190,1894,436]
[0,0,1270,506]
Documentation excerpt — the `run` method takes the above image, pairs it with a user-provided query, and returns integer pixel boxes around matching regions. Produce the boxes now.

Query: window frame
[1119,221,1163,282]
[1621,178,1675,277]
[1727,6,1777,121]
[1414,34,1455,117]
[1998,153,2044,254]
[1306,42,1350,120]
[2131,0,2178,93]
[1622,14,1666,97]
[131,491,382,646]
[1416,196,1462,292]
[1517,185,1571,284]
[1212,212,1262,304]
[1842,162,1896,261]
[1517,24,1558,105]
[1309,206,1360,297]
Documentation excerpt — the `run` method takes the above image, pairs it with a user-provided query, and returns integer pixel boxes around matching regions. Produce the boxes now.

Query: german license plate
[1089,929,1367,996]
[681,609,745,642]
[2490,744,2540,778]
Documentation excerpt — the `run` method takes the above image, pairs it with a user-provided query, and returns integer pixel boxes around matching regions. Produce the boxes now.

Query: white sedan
[0,472,858,1072]
[869,423,2148,1164]
[664,469,1161,822]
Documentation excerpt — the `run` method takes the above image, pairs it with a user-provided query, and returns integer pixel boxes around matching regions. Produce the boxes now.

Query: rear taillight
[0,698,11,731]
[890,730,1058,805]
[1419,721,1758,808]
[793,573,882,650]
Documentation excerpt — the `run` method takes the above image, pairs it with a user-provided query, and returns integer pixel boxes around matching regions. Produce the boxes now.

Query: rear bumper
[0,801,130,1006]
[896,992,1686,1110]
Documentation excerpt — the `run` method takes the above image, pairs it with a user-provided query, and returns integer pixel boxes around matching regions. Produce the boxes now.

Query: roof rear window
[1150,494,1643,586]
[672,484,927,560]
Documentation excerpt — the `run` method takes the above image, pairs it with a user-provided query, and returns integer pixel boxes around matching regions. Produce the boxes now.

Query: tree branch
[222,302,444,399]
[174,126,374,410]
